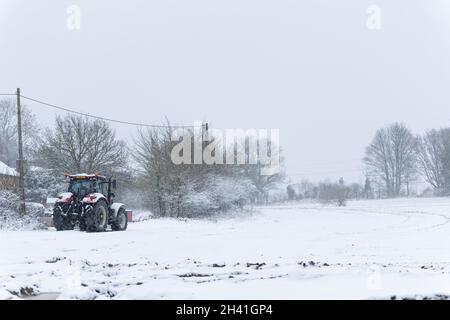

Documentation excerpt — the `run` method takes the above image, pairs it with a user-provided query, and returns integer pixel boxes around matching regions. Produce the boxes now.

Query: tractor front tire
[111,207,128,231]
[85,201,109,232]
[53,206,74,231]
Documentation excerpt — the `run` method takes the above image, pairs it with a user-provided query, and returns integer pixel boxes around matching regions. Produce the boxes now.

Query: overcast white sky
[1,1,450,183]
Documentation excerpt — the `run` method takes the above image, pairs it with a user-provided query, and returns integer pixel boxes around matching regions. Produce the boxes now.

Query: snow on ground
[2,197,450,300]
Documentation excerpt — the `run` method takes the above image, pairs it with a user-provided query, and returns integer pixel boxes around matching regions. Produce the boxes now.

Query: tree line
[0,99,283,218]
[286,122,450,205]
[2,97,448,215]
[364,122,450,197]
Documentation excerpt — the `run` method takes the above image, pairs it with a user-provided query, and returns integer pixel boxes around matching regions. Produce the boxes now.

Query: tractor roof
[65,173,107,181]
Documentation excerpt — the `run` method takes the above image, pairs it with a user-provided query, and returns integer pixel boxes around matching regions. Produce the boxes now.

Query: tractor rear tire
[111,207,128,231]
[53,206,74,231]
[85,201,109,232]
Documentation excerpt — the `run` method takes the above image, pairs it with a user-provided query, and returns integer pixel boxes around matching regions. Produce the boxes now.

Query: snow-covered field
[2,197,450,300]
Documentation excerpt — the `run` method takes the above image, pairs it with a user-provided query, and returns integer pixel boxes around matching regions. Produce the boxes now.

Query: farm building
[0,160,18,191]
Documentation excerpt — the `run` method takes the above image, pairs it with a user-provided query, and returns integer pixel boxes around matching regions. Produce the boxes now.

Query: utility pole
[16,88,26,215]
[201,122,208,146]
[202,122,209,142]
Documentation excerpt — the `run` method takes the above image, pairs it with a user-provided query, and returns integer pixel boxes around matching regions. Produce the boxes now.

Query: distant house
[0,161,19,191]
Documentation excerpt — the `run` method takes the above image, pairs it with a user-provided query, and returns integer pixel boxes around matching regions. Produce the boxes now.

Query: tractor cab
[65,173,115,204]
[67,174,106,198]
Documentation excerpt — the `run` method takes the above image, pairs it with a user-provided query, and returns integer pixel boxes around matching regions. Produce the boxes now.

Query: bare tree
[286,185,296,200]
[318,179,348,206]
[298,179,317,199]
[349,182,364,200]
[418,128,450,195]
[36,114,128,175]
[363,123,418,197]
[133,126,176,216]
[364,176,373,199]
[0,99,40,167]
[133,125,271,217]
[236,137,285,204]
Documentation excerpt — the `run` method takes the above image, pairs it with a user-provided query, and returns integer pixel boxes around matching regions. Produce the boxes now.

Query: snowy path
[2,198,450,300]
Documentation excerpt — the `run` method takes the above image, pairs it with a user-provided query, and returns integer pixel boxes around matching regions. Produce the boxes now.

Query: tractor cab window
[68,180,95,198]
[95,180,105,194]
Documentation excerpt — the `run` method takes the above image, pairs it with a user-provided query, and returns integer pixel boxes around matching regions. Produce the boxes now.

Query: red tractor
[53,174,128,232]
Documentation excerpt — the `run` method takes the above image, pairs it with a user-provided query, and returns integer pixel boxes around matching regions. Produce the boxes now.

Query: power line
[297,158,362,167]
[287,169,364,176]
[20,94,201,129]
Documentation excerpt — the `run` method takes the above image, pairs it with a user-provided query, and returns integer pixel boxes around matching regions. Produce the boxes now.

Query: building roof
[0,161,18,177]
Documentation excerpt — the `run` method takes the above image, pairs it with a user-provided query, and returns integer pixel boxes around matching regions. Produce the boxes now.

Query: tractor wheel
[111,207,128,231]
[53,205,74,231]
[85,201,109,232]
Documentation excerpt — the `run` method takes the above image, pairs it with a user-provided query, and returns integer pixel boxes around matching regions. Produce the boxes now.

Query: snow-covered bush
[25,166,67,203]
[182,175,256,217]
[267,184,289,203]
[132,211,154,222]
[0,191,44,230]
[318,180,348,206]
[0,190,19,213]
[25,202,45,216]
[133,126,284,218]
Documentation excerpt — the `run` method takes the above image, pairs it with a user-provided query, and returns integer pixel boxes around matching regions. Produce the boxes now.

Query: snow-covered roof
[66,173,107,180]
[0,161,18,177]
